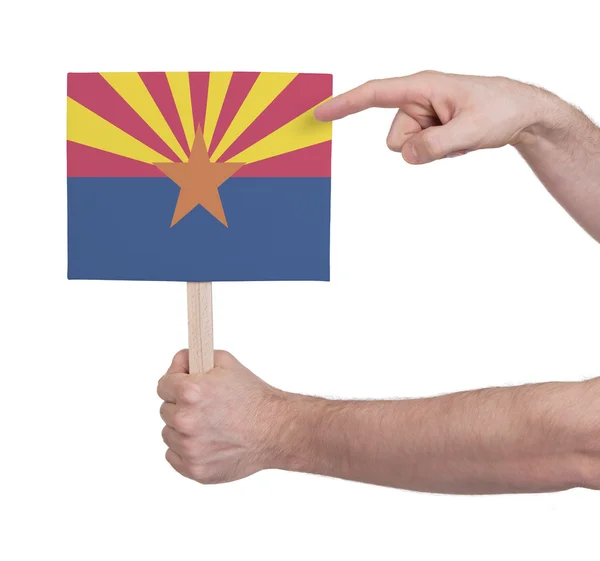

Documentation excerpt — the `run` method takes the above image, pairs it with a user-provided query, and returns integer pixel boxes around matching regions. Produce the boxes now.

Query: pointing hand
[315,70,557,164]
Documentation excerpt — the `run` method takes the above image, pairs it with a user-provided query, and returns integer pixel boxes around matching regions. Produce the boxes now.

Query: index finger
[314,76,424,122]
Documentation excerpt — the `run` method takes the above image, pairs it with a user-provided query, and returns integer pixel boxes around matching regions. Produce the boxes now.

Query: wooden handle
[187,282,214,374]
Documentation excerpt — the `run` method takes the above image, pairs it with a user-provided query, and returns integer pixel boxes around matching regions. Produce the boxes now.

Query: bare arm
[275,379,600,494]
[314,71,600,243]
[158,351,600,493]
[515,101,600,242]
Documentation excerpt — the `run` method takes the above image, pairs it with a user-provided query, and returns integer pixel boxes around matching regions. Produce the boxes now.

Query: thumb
[402,117,479,164]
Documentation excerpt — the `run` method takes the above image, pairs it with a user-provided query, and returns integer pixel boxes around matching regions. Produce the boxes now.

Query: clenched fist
[157,350,291,484]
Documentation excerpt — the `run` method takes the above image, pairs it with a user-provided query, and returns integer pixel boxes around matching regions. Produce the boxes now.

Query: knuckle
[189,464,207,482]
[156,376,168,397]
[172,410,194,434]
[159,402,169,421]
[165,449,178,467]
[190,465,220,485]
[179,380,201,404]
[365,79,380,105]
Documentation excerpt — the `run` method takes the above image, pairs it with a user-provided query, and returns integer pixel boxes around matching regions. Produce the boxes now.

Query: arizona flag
[67,71,332,282]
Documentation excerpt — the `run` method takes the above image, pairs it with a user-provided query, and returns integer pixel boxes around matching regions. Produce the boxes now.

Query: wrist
[261,392,340,473]
[512,88,582,148]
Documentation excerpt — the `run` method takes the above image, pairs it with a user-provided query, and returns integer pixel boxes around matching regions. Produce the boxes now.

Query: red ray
[139,72,190,157]
[217,73,332,163]
[189,72,210,136]
[232,142,331,177]
[207,72,260,157]
[67,141,163,177]
[67,73,180,162]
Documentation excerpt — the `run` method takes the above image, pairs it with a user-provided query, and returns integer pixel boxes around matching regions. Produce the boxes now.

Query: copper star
[155,126,244,227]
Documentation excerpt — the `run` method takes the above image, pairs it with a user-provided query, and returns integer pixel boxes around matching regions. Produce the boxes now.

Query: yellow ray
[166,72,195,151]
[226,101,332,164]
[67,97,173,164]
[101,72,188,162]
[210,72,297,162]
[203,72,232,152]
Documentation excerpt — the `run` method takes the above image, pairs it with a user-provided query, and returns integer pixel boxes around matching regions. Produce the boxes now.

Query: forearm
[270,379,600,494]
[515,92,600,243]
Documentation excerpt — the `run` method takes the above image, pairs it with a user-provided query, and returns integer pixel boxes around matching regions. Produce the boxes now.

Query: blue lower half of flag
[68,177,330,282]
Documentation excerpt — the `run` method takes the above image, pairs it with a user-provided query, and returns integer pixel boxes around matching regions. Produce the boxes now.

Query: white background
[1,0,599,559]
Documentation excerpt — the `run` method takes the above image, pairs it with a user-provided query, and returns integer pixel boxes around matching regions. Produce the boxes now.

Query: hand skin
[314,71,600,243]
[158,350,289,484]
[159,350,600,493]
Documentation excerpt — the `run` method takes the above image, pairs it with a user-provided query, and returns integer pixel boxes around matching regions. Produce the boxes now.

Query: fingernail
[411,144,420,162]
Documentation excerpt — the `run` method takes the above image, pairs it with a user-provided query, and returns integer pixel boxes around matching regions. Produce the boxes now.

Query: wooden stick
[187,282,214,374]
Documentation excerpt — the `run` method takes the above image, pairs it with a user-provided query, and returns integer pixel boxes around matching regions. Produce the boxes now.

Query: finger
[160,402,198,435]
[314,76,425,121]
[386,110,422,153]
[157,372,189,403]
[165,448,191,478]
[158,371,202,405]
[402,116,481,164]
[168,349,189,375]
[159,402,177,427]
[162,425,188,456]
